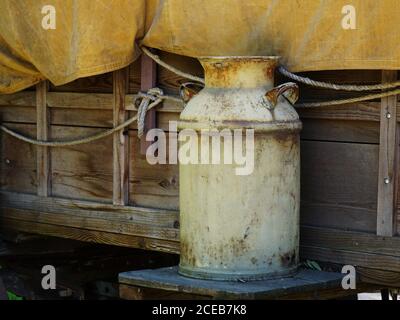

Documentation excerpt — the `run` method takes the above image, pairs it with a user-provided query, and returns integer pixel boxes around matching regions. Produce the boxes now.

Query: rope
[141,46,205,84]
[3,49,399,146]
[140,46,400,107]
[136,87,163,138]
[0,88,180,147]
[278,66,400,91]
[296,87,400,108]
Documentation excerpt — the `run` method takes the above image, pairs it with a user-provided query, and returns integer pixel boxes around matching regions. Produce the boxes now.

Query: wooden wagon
[0,50,399,291]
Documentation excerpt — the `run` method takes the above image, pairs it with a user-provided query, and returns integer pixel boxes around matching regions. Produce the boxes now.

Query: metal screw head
[384,178,390,184]
[386,112,391,119]
[5,159,10,164]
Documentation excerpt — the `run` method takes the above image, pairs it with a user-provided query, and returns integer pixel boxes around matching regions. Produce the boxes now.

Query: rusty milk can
[178,56,301,280]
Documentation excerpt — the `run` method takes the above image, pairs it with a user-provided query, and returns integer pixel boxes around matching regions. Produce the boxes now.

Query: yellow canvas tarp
[1,0,400,94]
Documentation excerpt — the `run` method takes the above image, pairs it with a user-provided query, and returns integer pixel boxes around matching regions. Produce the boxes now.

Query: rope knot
[136,87,165,138]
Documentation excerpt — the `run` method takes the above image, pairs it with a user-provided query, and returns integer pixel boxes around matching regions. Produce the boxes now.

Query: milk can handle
[264,82,299,109]
[179,82,204,104]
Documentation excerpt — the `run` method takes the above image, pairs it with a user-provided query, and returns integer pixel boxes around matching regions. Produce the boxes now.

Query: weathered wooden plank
[129,131,179,210]
[301,119,380,144]
[0,218,180,254]
[298,102,382,122]
[113,68,130,205]
[50,126,113,202]
[47,92,114,110]
[51,109,178,130]
[357,266,400,287]
[301,245,400,273]
[1,92,183,112]
[0,191,179,227]
[51,126,179,205]
[51,108,113,128]
[140,53,157,154]
[300,226,400,257]
[377,70,399,236]
[0,124,37,194]
[0,207,179,241]
[49,72,113,93]
[36,81,50,196]
[300,203,377,233]
[0,91,35,106]
[301,140,379,232]
[0,106,36,124]
[5,94,398,122]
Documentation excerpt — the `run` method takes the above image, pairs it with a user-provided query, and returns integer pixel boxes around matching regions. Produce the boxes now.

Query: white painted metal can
[178,57,301,280]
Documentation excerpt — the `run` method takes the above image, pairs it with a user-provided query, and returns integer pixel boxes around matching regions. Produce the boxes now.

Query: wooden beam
[0,191,179,227]
[301,245,400,273]
[300,226,400,256]
[0,218,179,254]
[113,68,129,205]
[377,70,399,236]
[140,53,157,154]
[0,92,184,113]
[36,81,50,196]
[1,208,178,241]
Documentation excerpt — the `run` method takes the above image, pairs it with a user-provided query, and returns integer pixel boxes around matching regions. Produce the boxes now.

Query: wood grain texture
[140,54,157,154]
[0,91,35,106]
[301,119,380,144]
[2,208,178,241]
[300,226,400,257]
[1,191,179,227]
[0,218,179,254]
[357,266,400,287]
[0,106,36,124]
[0,190,180,252]
[0,124,37,194]
[301,245,400,273]
[301,140,379,232]
[113,68,129,205]
[36,81,50,196]
[49,72,113,93]
[377,70,399,236]
[50,126,113,202]
[129,131,179,210]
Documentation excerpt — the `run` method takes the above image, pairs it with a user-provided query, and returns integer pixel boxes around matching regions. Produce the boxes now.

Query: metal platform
[119,266,351,300]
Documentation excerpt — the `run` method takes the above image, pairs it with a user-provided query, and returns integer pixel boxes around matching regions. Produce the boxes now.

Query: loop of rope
[2,47,399,146]
[141,45,399,107]
[141,46,205,84]
[136,87,164,138]
[295,87,400,108]
[0,88,179,147]
[278,65,400,91]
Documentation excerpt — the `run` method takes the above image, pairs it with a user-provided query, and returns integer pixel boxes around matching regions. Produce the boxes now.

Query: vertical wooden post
[113,68,129,205]
[140,53,157,155]
[377,70,398,236]
[36,80,50,197]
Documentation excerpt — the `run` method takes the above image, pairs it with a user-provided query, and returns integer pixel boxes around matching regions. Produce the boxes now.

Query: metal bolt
[5,159,10,164]
[384,178,390,184]
[386,112,391,119]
